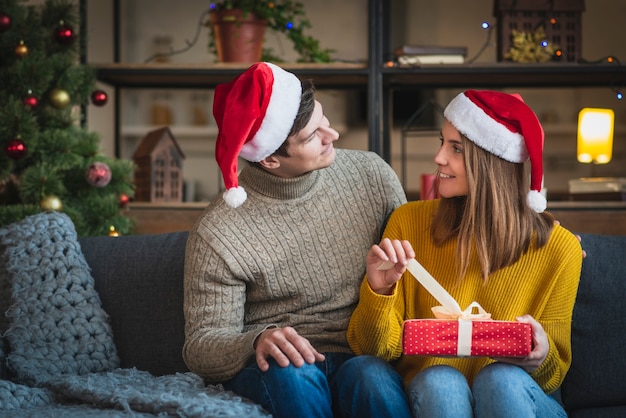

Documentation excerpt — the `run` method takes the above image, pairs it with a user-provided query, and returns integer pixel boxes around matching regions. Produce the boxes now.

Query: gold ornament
[49,88,70,109]
[14,40,28,57]
[108,225,120,237]
[40,195,63,211]
[505,27,558,63]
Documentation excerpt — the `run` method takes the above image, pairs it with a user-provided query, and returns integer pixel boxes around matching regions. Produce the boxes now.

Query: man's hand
[554,220,586,258]
[254,326,325,372]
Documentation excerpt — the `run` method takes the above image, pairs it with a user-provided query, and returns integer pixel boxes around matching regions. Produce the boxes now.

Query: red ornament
[85,162,112,187]
[23,93,38,109]
[118,193,130,208]
[0,12,11,33]
[91,90,108,106]
[55,22,75,45]
[6,137,27,160]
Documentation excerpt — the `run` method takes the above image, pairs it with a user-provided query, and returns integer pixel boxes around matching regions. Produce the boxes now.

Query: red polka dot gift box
[378,258,532,358]
[402,318,532,357]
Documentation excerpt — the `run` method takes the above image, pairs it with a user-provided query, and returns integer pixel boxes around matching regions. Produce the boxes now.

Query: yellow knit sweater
[347,199,582,394]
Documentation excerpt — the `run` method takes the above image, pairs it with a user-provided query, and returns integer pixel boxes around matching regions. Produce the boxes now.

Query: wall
[84,0,625,200]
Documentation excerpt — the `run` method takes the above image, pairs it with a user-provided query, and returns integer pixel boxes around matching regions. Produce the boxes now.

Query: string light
[467,22,494,64]
[144,8,211,63]
[483,8,621,99]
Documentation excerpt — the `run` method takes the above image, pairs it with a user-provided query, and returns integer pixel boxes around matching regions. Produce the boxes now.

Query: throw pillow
[0,212,120,386]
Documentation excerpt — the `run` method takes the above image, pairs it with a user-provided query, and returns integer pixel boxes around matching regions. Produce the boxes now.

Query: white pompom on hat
[212,62,302,208]
[443,90,547,213]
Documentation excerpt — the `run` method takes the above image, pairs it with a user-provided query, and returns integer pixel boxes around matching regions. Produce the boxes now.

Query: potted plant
[206,0,333,63]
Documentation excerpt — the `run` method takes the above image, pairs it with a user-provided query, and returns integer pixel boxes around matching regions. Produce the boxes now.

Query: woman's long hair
[431,136,555,282]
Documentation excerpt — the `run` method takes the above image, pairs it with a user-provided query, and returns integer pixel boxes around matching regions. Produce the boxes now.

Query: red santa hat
[443,90,547,213]
[212,62,302,208]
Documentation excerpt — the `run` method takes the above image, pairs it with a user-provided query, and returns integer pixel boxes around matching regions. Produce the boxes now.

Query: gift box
[402,318,532,357]
[376,258,533,358]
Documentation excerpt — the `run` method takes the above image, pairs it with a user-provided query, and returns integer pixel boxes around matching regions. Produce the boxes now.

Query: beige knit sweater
[183,149,407,382]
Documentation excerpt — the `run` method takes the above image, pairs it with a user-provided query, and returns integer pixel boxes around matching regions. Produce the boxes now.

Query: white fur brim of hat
[239,62,302,162]
[444,93,529,163]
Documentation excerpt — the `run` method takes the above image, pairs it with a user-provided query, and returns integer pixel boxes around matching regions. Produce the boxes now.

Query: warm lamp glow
[577,108,614,164]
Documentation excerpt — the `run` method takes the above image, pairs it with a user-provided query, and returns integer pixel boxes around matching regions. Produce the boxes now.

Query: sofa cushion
[561,233,626,411]
[79,231,190,376]
[0,212,120,386]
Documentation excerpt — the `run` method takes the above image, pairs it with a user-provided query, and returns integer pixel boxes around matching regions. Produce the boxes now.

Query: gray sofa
[1,211,625,416]
[82,231,626,418]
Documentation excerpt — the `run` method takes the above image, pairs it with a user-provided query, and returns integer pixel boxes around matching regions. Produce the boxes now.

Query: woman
[347,90,582,417]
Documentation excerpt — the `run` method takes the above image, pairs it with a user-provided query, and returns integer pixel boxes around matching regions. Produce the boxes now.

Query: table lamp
[570,108,624,200]
[577,108,614,164]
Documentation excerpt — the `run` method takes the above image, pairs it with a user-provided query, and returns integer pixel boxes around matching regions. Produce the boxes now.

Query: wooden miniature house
[132,127,185,202]
[494,0,585,62]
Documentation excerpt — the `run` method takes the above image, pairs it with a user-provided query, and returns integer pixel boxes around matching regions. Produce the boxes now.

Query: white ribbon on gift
[379,258,491,356]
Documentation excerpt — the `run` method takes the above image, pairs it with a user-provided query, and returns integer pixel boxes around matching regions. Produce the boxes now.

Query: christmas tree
[0,0,135,236]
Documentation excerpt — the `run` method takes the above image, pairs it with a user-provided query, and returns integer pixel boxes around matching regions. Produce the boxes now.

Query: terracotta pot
[209,9,267,63]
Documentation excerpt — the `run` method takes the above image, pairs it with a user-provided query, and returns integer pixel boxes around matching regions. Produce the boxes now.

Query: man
[183,62,411,418]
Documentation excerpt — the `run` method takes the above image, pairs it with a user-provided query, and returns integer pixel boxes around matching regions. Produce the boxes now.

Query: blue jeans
[225,353,411,418]
[406,363,567,418]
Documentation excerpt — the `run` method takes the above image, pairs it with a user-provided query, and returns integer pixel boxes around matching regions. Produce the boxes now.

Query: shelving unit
[90,0,626,165]
[89,0,626,203]
[85,0,626,233]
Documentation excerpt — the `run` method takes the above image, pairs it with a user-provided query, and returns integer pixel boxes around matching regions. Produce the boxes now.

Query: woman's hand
[492,314,549,373]
[366,238,415,295]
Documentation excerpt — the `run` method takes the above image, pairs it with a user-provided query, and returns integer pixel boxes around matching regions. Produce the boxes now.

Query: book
[395,45,467,66]
[395,45,468,56]
[568,177,626,201]
[569,177,626,193]
[397,54,465,65]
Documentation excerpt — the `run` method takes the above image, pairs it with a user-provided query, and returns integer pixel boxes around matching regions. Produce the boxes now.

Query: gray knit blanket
[0,212,268,417]
[1,368,267,417]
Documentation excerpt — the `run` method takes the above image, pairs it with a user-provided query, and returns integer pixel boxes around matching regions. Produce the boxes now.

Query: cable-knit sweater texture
[183,149,407,382]
[347,199,582,394]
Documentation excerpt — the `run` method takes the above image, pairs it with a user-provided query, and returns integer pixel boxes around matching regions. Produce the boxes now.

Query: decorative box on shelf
[568,177,626,201]
[494,0,585,63]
